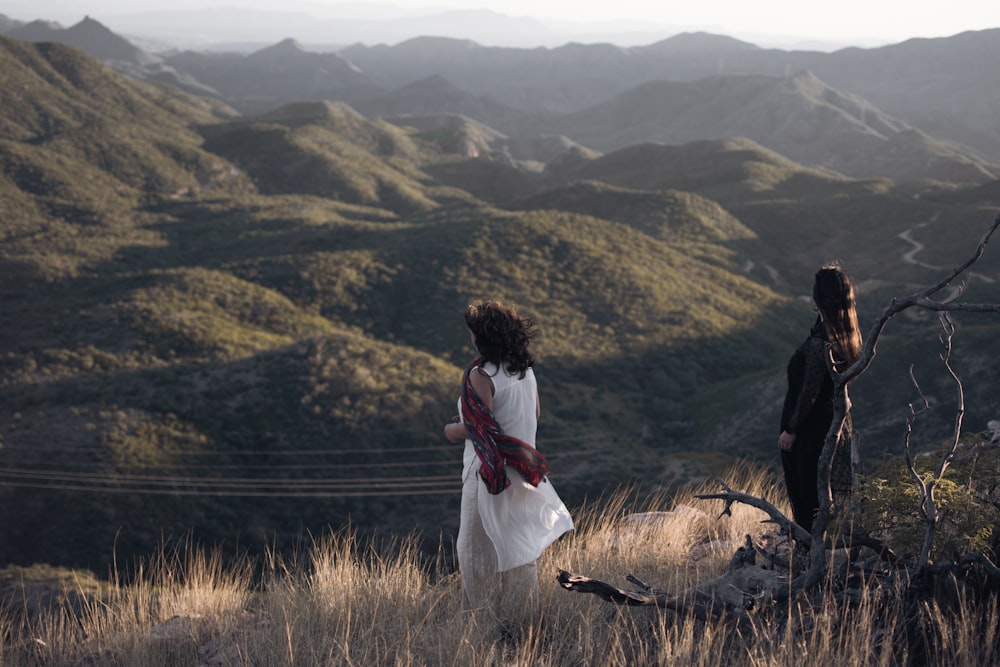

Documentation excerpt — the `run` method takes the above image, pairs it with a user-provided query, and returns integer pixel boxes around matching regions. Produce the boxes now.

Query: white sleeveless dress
[458,362,574,572]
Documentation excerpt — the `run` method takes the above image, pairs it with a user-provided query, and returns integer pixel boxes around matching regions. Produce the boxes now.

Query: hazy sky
[8,0,1000,48]
[353,0,999,42]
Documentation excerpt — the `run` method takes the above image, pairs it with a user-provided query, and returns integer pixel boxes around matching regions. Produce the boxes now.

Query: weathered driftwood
[557,538,1000,608]
[557,535,783,622]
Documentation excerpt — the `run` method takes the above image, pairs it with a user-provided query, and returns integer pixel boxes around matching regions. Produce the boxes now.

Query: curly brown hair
[464,300,537,378]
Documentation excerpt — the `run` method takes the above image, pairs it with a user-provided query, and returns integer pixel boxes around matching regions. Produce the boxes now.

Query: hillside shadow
[0,338,461,571]
[0,198,487,354]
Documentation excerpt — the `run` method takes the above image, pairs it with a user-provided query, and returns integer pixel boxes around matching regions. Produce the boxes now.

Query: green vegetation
[200,110,443,212]
[859,432,1000,560]
[547,138,866,203]
[511,181,757,244]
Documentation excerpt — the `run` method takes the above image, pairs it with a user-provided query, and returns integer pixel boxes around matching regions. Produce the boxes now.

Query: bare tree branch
[934,314,966,484]
[695,478,812,544]
[902,364,934,567]
[556,570,743,622]
[903,314,968,570]
[557,536,771,620]
[951,439,1000,463]
[803,361,849,589]
[959,553,1000,587]
[832,528,903,567]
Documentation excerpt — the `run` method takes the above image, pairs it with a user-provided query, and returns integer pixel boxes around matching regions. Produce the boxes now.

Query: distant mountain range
[3,14,998,179]
[514,72,997,183]
[335,30,1000,166]
[4,15,151,63]
[19,7,777,51]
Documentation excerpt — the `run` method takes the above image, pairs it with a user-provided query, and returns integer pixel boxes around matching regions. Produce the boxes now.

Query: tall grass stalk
[1,465,996,665]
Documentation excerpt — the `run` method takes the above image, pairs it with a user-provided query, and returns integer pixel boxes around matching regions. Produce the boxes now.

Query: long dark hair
[813,263,862,368]
[464,300,537,378]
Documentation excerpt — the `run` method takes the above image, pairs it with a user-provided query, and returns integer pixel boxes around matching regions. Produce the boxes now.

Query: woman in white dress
[443,301,574,621]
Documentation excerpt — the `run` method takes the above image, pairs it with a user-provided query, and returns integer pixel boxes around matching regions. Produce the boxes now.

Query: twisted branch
[695,478,811,545]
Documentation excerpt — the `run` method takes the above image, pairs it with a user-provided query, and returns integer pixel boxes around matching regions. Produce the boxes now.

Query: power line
[0,431,611,457]
[0,467,456,489]
[0,444,459,456]
[6,458,461,472]
[0,448,589,473]
[0,480,458,498]
[0,430,614,498]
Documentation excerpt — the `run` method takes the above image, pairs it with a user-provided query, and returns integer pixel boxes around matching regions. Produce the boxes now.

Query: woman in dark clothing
[778,264,862,532]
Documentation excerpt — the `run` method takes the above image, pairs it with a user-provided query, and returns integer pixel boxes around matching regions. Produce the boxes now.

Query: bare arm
[443,368,495,443]
[471,367,494,410]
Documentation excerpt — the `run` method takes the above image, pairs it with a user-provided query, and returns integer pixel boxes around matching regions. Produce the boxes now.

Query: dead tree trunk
[557,535,781,624]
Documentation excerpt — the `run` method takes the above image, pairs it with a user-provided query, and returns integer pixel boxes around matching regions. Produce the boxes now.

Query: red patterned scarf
[461,358,550,495]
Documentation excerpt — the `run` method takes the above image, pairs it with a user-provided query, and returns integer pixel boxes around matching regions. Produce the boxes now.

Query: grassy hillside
[199,102,448,213]
[2,36,999,574]
[546,138,877,202]
[509,180,756,244]
[534,135,1000,464]
[0,35,237,281]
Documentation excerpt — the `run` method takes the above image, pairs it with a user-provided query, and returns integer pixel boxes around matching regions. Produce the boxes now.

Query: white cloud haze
[4,0,1000,50]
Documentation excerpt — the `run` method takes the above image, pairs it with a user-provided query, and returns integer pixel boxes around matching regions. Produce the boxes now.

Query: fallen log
[557,535,784,623]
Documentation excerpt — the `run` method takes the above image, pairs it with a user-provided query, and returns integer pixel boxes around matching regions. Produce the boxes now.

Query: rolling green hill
[2,35,999,572]
[0,35,237,281]
[522,72,998,184]
[546,138,880,202]
[199,102,526,215]
[509,180,756,244]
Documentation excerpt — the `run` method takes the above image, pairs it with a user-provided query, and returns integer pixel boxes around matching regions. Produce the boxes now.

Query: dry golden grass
[2,463,997,666]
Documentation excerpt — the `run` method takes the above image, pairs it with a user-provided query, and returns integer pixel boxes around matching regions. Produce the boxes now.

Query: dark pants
[781,437,823,533]
[782,426,855,533]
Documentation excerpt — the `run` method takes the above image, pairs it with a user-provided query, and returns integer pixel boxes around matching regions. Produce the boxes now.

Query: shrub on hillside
[857,431,1000,561]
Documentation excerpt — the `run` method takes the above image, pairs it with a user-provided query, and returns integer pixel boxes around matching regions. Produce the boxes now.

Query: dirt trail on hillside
[898,215,995,304]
